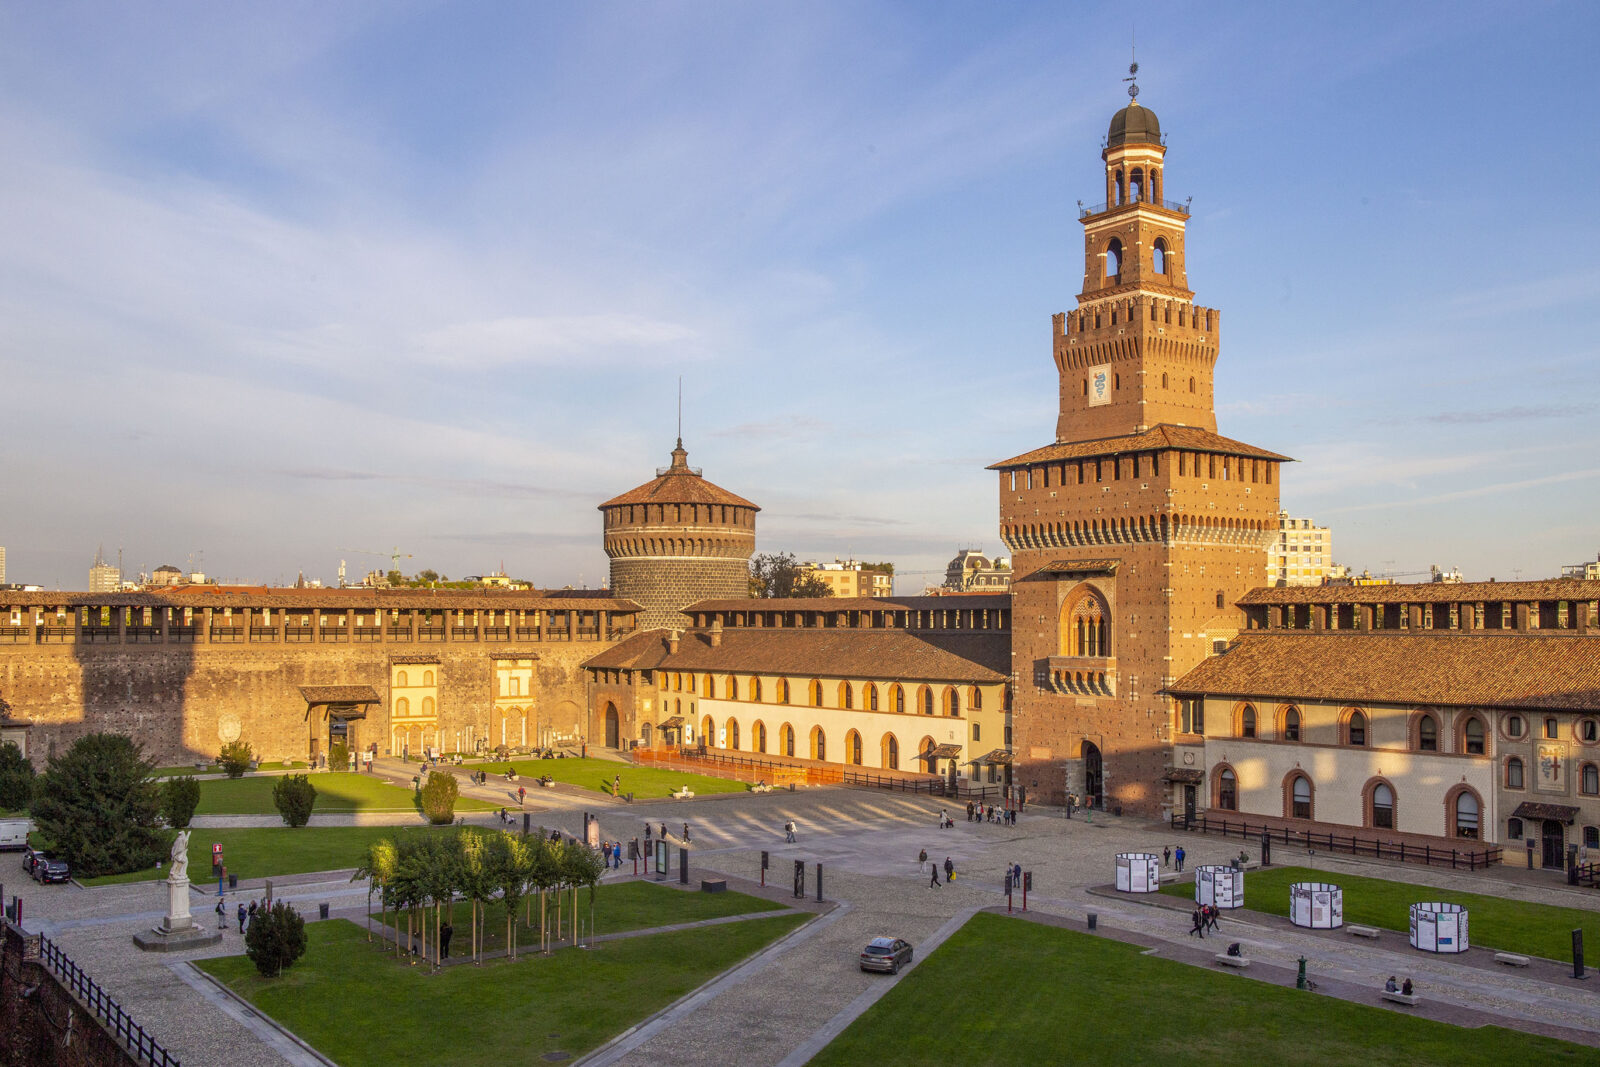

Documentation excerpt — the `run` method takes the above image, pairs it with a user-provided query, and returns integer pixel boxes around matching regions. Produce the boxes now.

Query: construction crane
[339,547,414,571]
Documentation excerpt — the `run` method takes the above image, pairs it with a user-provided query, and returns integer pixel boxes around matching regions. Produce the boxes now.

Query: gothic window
[893,685,905,713]
[921,688,934,715]
[1463,717,1486,755]
[946,688,960,717]
[971,687,982,711]
[781,679,791,704]
[1105,238,1123,280]
[868,684,879,711]
[1153,237,1168,274]
[1065,593,1110,657]
[751,677,763,702]
[1290,775,1312,819]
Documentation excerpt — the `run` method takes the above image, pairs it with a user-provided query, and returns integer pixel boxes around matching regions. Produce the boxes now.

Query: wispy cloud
[1420,405,1584,425]
[1319,468,1600,516]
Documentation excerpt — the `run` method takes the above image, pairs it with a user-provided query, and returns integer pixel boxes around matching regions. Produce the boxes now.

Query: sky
[1,1,1597,591]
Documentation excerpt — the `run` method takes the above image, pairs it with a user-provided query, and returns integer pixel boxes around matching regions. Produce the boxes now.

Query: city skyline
[2,2,1597,591]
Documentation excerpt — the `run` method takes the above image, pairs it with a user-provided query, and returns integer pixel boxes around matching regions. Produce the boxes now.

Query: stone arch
[1362,775,1398,830]
[604,703,620,748]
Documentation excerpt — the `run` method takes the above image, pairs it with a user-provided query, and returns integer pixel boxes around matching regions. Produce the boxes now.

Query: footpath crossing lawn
[199,912,805,1066]
[1159,864,1600,961]
[195,772,496,815]
[470,756,749,799]
[369,878,787,955]
[80,826,459,887]
[814,912,1599,1067]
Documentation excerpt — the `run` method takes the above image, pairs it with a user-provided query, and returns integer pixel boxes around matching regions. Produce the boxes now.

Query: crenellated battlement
[1057,296,1219,341]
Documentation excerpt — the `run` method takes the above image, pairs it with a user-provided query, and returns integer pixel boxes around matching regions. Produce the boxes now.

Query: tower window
[1153,238,1168,274]
[1105,238,1123,280]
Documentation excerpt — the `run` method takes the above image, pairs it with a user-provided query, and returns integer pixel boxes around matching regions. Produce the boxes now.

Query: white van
[0,817,31,851]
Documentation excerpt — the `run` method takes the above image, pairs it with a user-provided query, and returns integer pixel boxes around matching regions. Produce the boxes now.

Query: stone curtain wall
[0,922,155,1067]
[610,558,750,632]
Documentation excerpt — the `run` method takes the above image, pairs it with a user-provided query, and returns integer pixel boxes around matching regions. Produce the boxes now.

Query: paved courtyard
[12,778,1600,1065]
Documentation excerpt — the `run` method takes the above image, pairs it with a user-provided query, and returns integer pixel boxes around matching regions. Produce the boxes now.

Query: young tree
[419,771,459,825]
[458,830,497,963]
[354,838,398,945]
[328,741,350,771]
[0,740,36,812]
[272,774,317,827]
[217,740,253,778]
[160,775,201,828]
[748,552,834,598]
[560,839,607,948]
[31,733,166,877]
[245,900,308,978]
[489,831,534,959]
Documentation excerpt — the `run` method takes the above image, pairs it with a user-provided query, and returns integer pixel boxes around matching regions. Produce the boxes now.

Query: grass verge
[198,913,805,1065]
[195,772,496,815]
[813,912,1599,1067]
[471,757,748,799]
[1159,864,1600,960]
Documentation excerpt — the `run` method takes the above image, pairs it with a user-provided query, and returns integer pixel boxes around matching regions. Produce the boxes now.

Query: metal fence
[1171,813,1502,870]
[37,935,180,1066]
[636,746,1004,800]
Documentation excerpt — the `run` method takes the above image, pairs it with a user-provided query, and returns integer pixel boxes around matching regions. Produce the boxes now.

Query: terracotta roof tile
[988,424,1290,469]
[1168,632,1600,711]
[299,685,381,704]
[0,588,642,612]
[583,627,1009,683]
[685,594,1011,613]
[1239,579,1600,605]
[598,445,757,510]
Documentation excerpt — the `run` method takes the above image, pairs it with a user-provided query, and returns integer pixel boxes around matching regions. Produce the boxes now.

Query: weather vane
[1124,34,1139,101]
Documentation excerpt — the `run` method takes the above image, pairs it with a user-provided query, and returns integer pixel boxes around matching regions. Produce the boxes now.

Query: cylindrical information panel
[1289,882,1343,929]
[1409,902,1469,953]
[1195,865,1244,909]
[1115,852,1160,893]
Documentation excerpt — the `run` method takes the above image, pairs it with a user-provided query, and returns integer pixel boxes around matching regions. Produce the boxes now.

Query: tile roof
[685,594,1011,613]
[0,588,643,612]
[582,627,1009,683]
[598,444,757,510]
[299,685,381,704]
[1510,802,1580,821]
[1239,579,1600,605]
[988,424,1290,470]
[1168,632,1600,711]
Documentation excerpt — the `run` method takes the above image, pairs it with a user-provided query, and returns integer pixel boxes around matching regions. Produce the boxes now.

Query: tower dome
[599,440,759,630]
[1107,101,1161,148]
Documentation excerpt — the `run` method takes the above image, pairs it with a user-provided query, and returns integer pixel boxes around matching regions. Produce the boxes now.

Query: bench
[1347,924,1381,939]
[670,787,695,800]
[1214,953,1250,969]
[1382,991,1420,1006]
[1494,952,1531,967]
[1158,872,1181,884]
[751,784,773,794]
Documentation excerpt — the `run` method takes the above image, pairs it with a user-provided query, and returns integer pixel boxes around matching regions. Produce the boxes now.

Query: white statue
[169,830,189,882]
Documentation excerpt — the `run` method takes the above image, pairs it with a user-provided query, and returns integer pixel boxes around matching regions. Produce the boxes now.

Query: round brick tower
[600,440,759,630]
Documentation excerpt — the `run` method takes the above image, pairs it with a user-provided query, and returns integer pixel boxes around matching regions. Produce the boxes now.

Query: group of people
[924,852,955,887]
[214,895,268,934]
[1164,845,1187,872]
[965,801,1015,825]
[1384,976,1415,996]
[599,840,626,868]
[1188,903,1222,937]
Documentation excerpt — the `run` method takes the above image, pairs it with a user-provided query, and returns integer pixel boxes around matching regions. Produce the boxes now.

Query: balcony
[1040,655,1117,697]
[1079,196,1189,218]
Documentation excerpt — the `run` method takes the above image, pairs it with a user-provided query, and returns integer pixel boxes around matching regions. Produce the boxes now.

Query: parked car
[25,849,69,884]
[859,936,913,974]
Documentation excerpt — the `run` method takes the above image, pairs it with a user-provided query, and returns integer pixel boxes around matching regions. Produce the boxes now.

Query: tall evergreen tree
[32,733,167,877]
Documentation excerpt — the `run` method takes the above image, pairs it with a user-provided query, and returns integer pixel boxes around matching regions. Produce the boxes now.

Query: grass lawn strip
[198,913,805,1066]
[470,756,748,798]
[195,772,496,815]
[79,825,461,887]
[1159,864,1600,961]
[368,878,785,954]
[813,911,1598,1067]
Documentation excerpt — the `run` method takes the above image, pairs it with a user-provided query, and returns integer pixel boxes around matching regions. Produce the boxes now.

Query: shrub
[31,733,166,877]
[272,774,317,827]
[419,771,458,825]
[0,741,35,812]
[245,900,307,977]
[329,741,350,770]
[160,775,201,828]
[218,740,254,779]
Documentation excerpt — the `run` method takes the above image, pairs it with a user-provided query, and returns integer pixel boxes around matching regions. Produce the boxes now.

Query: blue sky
[2,1,1596,590]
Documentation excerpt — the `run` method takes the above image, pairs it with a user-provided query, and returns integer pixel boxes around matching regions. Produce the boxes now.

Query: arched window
[726,719,740,750]
[867,684,879,711]
[1290,775,1312,819]
[883,734,900,770]
[1064,591,1110,657]
[840,682,854,710]
[1152,237,1168,274]
[782,725,795,757]
[1453,790,1480,839]
[971,723,981,742]
[809,680,823,707]
[1282,707,1301,742]
[704,674,716,699]
[1462,716,1486,755]
[946,688,960,717]
[781,679,791,704]
[423,670,434,686]
[725,675,739,701]
[1240,705,1257,738]
[1507,756,1525,789]
[751,677,763,702]
[810,727,827,762]
[893,685,905,713]
[396,697,410,715]
[754,721,767,753]
[1105,238,1123,279]
[921,687,934,715]
[1371,783,1395,829]
[1347,710,1367,746]
[1417,714,1438,751]
[847,730,863,765]
[1583,763,1600,796]
[396,671,409,688]
[971,687,982,711]
[1217,768,1237,811]
[422,697,435,716]
[1508,816,1524,840]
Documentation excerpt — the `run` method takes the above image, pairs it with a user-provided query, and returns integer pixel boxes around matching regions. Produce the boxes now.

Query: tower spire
[676,376,683,449]
[1123,44,1140,103]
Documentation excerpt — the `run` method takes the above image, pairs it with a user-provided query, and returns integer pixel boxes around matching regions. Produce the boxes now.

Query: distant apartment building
[943,549,1012,592]
[1562,554,1600,581]
[88,547,121,593]
[148,565,184,587]
[801,559,893,598]
[1268,512,1331,587]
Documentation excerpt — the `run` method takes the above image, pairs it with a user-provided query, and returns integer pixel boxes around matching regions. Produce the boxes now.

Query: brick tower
[600,440,758,631]
[989,80,1287,816]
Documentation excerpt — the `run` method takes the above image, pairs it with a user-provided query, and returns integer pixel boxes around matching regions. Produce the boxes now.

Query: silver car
[859,936,913,974]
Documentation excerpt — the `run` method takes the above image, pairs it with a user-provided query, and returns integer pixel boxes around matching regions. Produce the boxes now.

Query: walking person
[966,801,975,822]
[613,774,621,797]
[784,819,796,843]
[929,863,942,888]
[918,848,928,873]
[1175,845,1185,873]
[1207,904,1221,933]
[682,822,691,844]
[1189,908,1205,938]
[943,856,955,883]
[518,785,526,807]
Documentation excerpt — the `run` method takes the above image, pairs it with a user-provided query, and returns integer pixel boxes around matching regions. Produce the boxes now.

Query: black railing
[1575,861,1600,888]
[1079,196,1189,218]
[248,627,278,641]
[1172,813,1503,870]
[841,769,1003,799]
[38,934,180,1066]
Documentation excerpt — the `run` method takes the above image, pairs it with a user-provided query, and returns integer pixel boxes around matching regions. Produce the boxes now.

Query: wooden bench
[1494,952,1531,967]
[1214,953,1250,969]
[1382,991,1420,1006]
[1346,924,1381,939]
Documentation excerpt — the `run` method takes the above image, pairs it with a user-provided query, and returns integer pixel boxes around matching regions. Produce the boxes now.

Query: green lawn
[198,913,806,1066]
[80,826,460,887]
[195,772,496,815]
[471,757,749,799]
[1159,865,1600,961]
[370,878,786,955]
[813,912,1599,1067]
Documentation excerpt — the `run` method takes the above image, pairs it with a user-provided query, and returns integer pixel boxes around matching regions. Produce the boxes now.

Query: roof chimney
[668,629,681,654]
[710,617,723,647]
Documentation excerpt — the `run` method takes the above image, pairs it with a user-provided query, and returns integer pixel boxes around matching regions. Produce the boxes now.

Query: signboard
[1087,364,1112,406]
[1536,742,1566,793]
[654,839,668,876]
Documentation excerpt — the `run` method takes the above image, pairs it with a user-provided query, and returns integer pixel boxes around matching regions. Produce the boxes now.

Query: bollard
[1296,955,1307,990]
[679,847,689,885]
[228,872,238,889]
[319,902,329,920]
[793,859,805,899]
[761,850,768,888]
[1575,929,1587,980]
[1087,911,1097,930]
[816,863,823,903]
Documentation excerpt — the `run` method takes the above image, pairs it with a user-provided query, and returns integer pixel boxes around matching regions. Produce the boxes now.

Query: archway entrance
[1542,819,1566,869]
[604,703,620,749]
[1082,741,1103,809]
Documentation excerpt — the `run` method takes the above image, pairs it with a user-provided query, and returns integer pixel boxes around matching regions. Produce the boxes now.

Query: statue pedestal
[133,875,221,953]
